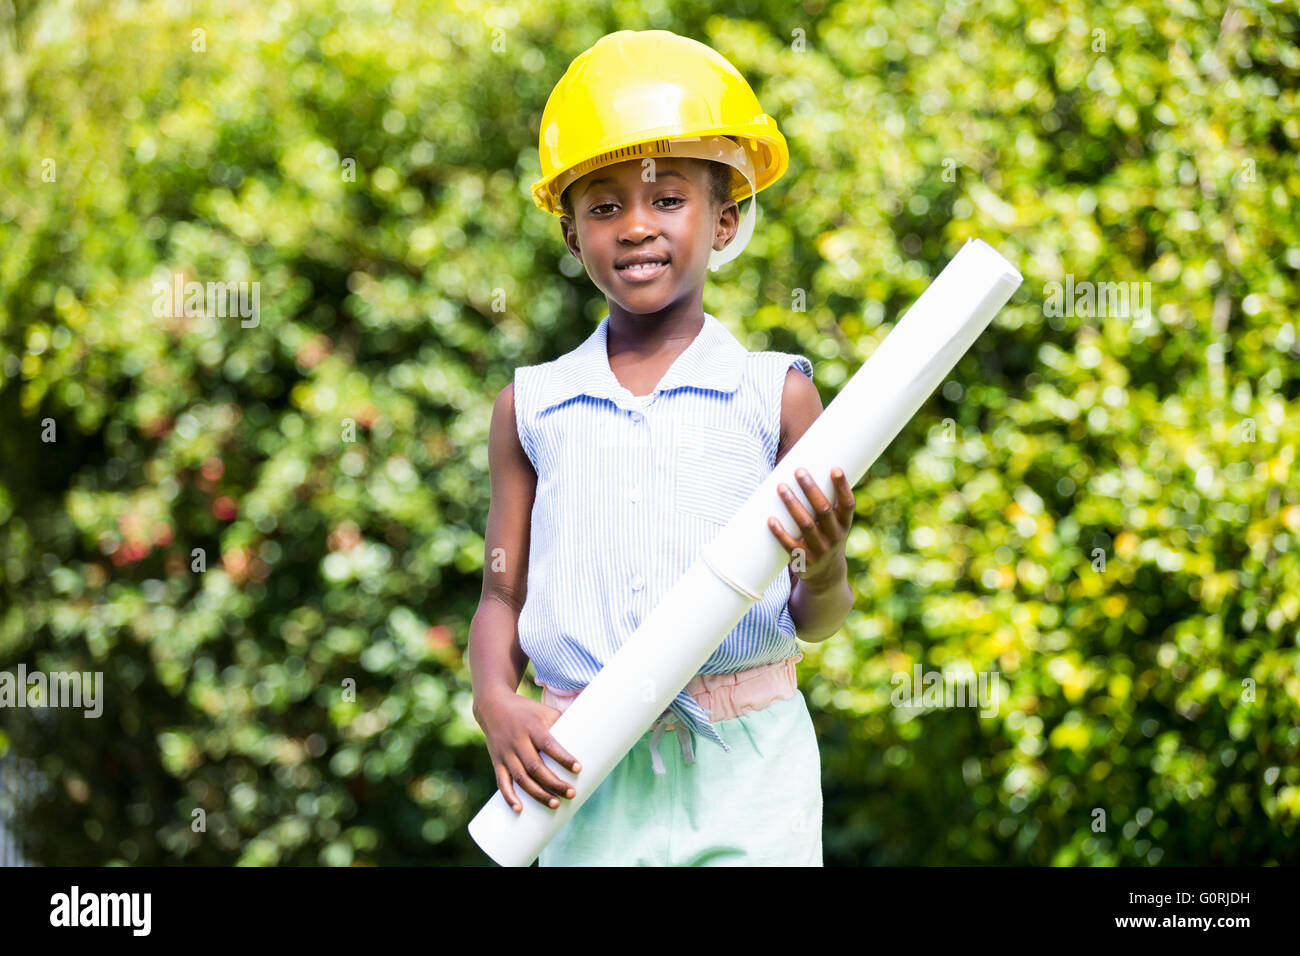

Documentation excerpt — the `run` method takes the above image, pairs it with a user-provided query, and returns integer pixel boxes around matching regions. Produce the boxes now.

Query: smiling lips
[615,258,670,282]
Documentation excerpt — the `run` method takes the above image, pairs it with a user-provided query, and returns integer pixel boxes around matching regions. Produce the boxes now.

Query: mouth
[615,259,670,282]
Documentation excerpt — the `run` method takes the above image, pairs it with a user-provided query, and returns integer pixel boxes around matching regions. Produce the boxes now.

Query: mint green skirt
[538,689,823,866]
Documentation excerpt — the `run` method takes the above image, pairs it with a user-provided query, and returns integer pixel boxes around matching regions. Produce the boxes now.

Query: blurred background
[0,0,1297,866]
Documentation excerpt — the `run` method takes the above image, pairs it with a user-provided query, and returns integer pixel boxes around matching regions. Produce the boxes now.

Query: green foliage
[0,0,1296,865]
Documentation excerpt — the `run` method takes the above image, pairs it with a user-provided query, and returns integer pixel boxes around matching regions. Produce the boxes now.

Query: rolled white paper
[468,237,1023,867]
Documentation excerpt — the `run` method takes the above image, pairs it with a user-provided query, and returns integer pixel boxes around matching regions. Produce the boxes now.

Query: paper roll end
[959,237,1023,285]
[467,796,539,868]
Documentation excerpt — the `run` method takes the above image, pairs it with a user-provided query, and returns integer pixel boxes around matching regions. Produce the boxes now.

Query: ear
[560,215,582,262]
[712,198,740,252]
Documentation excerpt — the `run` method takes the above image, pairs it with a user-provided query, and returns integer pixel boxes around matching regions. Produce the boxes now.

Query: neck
[606,300,706,355]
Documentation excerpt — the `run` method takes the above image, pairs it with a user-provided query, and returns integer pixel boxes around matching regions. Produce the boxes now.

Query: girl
[469,29,855,866]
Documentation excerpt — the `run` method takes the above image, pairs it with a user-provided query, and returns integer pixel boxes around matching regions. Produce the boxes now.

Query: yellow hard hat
[530,30,789,221]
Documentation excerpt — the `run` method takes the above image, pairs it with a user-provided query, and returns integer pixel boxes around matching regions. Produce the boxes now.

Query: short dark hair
[560,159,734,219]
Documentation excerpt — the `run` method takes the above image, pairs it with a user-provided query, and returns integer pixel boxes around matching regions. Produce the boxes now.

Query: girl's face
[559,157,739,317]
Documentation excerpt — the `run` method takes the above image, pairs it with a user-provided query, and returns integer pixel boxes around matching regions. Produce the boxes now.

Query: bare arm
[468,383,536,718]
[467,384,584,813]
[774,367,855,644]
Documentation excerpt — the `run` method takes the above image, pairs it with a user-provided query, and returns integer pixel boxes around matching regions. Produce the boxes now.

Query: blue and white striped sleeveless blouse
[513,311,814,757]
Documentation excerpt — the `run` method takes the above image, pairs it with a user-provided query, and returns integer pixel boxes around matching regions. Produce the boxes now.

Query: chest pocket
[674,422,765,526]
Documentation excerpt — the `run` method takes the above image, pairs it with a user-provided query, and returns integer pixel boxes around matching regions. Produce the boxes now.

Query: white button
[630,486,642,503]
[630,412,643,423]
[631,575,644,591]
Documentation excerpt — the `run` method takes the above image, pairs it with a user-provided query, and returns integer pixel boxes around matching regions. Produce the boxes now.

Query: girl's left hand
[767,466,855,590]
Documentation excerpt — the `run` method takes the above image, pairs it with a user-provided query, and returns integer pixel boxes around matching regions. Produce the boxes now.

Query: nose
[618,196,660,244]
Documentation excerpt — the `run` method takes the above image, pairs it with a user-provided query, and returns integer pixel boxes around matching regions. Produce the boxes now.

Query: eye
[589,196,683,216]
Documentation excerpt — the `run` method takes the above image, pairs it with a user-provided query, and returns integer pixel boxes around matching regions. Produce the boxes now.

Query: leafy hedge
[1,0,1296,865]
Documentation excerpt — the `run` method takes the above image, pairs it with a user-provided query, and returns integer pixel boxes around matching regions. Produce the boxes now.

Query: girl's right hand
[474,691,582,813]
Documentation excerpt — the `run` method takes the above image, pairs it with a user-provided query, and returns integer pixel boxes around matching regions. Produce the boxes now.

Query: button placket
[627,402,650,596]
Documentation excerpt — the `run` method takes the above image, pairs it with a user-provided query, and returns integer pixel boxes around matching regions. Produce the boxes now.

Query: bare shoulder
[490,383,532,474]
[777,364,822,464]
[493,381,516,421]
[482,382,535,607]
[490,383,517,448]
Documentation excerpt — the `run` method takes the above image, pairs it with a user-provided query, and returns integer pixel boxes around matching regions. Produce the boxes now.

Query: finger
[538,710,582,776]
[800,469,844,538]
[776,481,813,526]
[767,515,800,553]
[505,751,562,809]
[495,761,523,814]
[523,739,577,801]
[778,481,829,553]
[768,517,817,574]
[794,468,835,524]
[535,733,582,785]
[811,494,838,534]
[833,468,856,521]
[539,729,582,774]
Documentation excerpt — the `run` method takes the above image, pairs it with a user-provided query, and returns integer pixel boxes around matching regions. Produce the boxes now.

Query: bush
[1,0,1296,865]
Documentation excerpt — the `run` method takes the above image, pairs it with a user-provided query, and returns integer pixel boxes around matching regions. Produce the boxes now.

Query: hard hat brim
[531,123,788,219]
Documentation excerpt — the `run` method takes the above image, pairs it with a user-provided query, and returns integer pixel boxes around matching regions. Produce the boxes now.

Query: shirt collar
[533,312,747,412]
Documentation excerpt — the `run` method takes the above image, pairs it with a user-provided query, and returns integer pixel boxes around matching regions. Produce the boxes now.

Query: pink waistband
[540,654,802,723]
